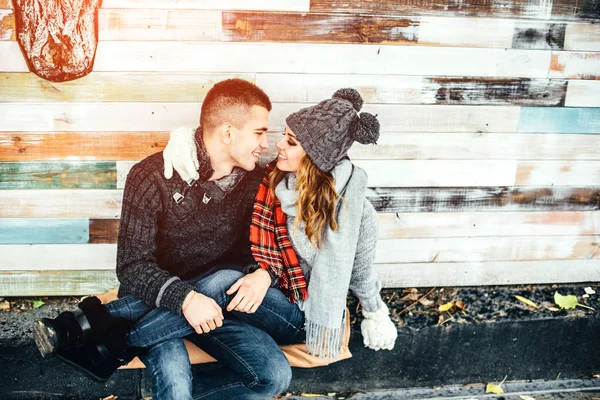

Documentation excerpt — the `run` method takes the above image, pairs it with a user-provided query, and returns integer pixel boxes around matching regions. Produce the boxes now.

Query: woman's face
[275,126,307,173]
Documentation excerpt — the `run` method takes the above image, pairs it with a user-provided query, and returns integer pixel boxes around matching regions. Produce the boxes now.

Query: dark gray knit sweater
[116,134,264,314]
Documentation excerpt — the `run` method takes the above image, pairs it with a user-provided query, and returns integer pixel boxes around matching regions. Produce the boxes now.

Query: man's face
[228,105,270,171]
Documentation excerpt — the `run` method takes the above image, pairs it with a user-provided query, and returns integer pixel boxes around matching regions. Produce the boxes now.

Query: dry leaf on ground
[438,301,454,312]
[514,295,538,308]
[554,292,578,310]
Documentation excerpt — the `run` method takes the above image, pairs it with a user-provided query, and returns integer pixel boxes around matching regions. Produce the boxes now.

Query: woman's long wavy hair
[269,156,342,248]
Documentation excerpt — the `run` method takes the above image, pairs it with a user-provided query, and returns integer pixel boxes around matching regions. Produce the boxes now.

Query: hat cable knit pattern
[285,88,380,173]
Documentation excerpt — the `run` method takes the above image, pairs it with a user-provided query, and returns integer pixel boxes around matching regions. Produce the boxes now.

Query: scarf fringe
[304,311,346,361]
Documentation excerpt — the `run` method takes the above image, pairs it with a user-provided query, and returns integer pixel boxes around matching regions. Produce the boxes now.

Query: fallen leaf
[585,287,596,295]
[520,396,536,400]
[419,298,434,307]
[32,300,45,309]
[401,292,421,301]
[455,300,465,310]
[593,374,600,378]
[547,307,560,312]
[554,292,578,310]
[486,383,504,394]
[0,301,10,311]
[300,394,323,397]
[514,295,538,309]
[438,301,454,312]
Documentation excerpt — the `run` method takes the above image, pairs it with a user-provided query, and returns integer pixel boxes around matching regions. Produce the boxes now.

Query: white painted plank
[0,270,119,296]
[565,80,600,107]
[0,103,520,133]
[100,0,310,11]
[376,260,600,288]
[379,211,600,239]
[93,42,551,78]
[564,23,600,52]
[549,51,600,79]
[375,236,600,264]
[0,244,116,270]
[516,161,600,186]
[98,9,223,41]
[0,42,29,71]
[0,9,14,41]
[418,16,514,48]
[0,190,123,218]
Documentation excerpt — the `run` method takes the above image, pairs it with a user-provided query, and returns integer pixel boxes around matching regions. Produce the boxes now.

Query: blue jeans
[105,268,305,400]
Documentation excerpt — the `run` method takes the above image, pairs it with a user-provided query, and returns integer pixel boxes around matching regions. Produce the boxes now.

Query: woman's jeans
[105,267,305,400]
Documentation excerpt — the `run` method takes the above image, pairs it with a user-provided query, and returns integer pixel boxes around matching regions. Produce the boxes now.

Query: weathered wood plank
[375,235,600,263]
[516,161,600,186]
[512,21,566,49]
[565,80,600,107]
[549,51,600,79]
[0,132,168,161]
[89,219,120,244]
[417,16,514,48]
[0,244,116,270]
[222,11,419,44]
[366,186,600,213]
[257,74,567,106]
[2,186,599,218]
[376,260,600,288]
[0,8,14,41]
[309,0,600,20]
[0,162,117,189]
[0,190,123,218]
[564,23,600,51]
[92,42,551,78]
[101,0,310,11]
[0,41,29,71]
[0,219,89,244]
[517,107,600,133]
[99,9,223,41]
[379,211,600,239]
[0,270,119,296]
[0,72,254,102]
[0,103,520,133]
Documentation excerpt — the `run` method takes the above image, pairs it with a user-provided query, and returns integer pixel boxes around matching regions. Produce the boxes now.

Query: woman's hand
[182,291,224,334]
[163,127,199,181]
[226,268,272,314]
[360,303,397,351]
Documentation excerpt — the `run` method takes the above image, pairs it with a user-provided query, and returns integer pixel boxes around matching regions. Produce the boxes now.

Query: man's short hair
[201,78,272,134]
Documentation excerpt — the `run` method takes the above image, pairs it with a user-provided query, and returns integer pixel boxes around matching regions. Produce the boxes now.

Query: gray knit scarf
[275,159,368,360]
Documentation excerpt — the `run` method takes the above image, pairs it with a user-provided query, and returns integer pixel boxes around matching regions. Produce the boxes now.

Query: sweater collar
[194,126,215,182]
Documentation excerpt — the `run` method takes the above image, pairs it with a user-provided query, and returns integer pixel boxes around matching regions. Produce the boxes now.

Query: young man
[34,79,293,399]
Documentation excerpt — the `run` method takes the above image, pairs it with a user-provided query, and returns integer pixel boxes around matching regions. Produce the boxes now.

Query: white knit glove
[361,303,397,351]
[163,127,200,181]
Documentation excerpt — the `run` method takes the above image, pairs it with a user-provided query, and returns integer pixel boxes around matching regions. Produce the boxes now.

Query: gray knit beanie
[285,88,380,173]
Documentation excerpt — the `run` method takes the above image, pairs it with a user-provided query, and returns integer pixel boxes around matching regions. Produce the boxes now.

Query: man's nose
[261,134,269,148]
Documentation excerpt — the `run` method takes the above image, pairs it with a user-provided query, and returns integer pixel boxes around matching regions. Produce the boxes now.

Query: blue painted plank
[518,107,600,134]
[0,218,89,244]
[0,161,117,189]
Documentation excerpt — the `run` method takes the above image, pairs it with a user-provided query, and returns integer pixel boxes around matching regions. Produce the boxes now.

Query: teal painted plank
[518,107,600,134]
[0,161,117,189]
[0,218,89,244]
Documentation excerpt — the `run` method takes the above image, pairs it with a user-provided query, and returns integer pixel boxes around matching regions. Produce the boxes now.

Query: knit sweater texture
[116,137,264,314]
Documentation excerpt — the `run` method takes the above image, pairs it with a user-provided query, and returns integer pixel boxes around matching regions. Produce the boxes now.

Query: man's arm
[116,161,195,314]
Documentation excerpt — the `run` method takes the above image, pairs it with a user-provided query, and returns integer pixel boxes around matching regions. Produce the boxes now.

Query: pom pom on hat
[353,112,380,145]
[333,88,363,112]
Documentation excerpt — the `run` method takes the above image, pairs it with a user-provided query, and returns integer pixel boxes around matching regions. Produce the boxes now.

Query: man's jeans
[105,268,305,400]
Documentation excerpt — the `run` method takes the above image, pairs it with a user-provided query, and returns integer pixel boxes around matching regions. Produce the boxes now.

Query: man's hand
[163,127,200,181]
[182,291,224,334]
[226,268,271,314]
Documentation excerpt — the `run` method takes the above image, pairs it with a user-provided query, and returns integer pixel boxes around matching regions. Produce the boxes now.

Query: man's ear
[219,123,232,144]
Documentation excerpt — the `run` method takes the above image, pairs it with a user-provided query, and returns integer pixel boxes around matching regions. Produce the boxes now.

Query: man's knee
[195,269,244,305]
[251,353,292,396]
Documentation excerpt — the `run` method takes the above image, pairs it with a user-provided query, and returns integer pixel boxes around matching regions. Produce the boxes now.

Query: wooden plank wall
[0,0,599,295]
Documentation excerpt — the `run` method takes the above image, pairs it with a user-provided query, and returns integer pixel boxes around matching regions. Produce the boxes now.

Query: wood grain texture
[0,161,117,189]
[0,8,14,40]
[376,260,600,287]
[309,0,600,20]
[511,21,566,49]
[222,11,419,44]
[565,23,600,51]
[0,132,169,161]
[516,161,600,186]
[549,51,600,79]
[518,107,600,133]
[0,218,89,244]
[92,42,551,78]
[101,0,310,11]
[417,16,514,48]
[0,190,124,218]
[99,9,223,41]
[89,219,120,244]
[366,186,600,213]
[0,270,119,296]
[565,80,600,107]
[380,211,600,238]
[0,72,254,102]
[375,235,600,263]
[0,244,116,270]
[257,74,567,106]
